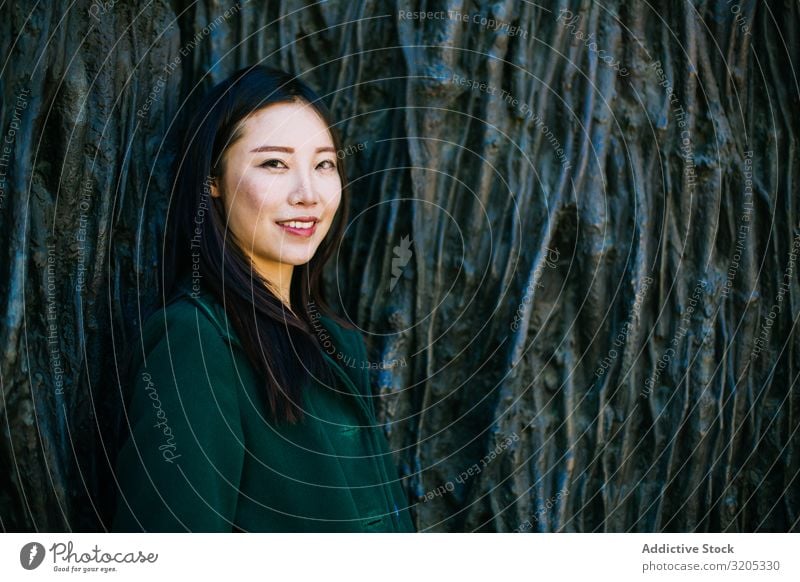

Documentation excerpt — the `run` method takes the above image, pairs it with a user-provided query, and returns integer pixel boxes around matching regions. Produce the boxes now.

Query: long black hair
[161,64,352,425]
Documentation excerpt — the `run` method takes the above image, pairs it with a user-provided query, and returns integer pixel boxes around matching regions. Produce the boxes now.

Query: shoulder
[128,280,247,393]
[127,285,247,423]
[136,301,240,381]
[318,313,365,354]
[143,276,242,350]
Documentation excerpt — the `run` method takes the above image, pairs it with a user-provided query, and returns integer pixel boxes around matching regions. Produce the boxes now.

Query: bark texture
[1,0,798,532]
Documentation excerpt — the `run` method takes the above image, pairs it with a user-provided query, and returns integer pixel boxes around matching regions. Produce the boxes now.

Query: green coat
[112,277,416,532]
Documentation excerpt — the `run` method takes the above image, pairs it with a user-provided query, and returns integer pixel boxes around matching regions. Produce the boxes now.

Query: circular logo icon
[20,542,46,570]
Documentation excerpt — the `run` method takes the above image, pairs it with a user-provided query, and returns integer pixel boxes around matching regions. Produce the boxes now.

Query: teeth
[280,221,314,229]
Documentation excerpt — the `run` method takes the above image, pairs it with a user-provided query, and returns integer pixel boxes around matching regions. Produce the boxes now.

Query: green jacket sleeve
[112,301,245,532]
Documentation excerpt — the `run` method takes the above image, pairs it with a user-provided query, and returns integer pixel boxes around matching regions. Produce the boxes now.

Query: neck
[251,257,294,312]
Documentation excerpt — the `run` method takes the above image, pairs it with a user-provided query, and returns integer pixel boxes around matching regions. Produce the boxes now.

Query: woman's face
[210,100,342,283]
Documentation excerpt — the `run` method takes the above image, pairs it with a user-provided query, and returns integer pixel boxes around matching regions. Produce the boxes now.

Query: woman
[112,65,415,532]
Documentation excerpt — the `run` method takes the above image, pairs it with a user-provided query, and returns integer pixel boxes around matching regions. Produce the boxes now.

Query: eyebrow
[249,145,336,154]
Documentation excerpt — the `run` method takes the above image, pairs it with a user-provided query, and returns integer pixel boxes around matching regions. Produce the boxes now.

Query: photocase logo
[20,542,46,570]
[389,235,413,291]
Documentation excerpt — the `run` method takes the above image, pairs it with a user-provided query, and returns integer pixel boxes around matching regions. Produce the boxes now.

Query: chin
[280,252,317,265]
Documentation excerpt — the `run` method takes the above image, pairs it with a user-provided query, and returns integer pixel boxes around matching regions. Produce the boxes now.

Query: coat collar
[171,274,377,424]
[314,314,378,424]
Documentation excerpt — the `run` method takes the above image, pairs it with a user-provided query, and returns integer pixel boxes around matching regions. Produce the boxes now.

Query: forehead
[236,101,333,146]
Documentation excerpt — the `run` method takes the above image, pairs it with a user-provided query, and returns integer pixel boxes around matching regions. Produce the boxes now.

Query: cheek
[224,180,282,241]
[236,177,280,218]
[323,186,342,214]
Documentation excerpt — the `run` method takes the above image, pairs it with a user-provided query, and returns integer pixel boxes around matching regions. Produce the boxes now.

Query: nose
[290,169,320,205]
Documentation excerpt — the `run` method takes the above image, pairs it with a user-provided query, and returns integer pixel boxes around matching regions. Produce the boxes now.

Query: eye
[259,158,288,169]
[317,159,337,170]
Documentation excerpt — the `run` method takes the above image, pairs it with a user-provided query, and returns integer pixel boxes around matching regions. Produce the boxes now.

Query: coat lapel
[317,315,377,425]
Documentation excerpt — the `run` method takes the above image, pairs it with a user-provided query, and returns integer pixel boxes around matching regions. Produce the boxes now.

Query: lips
[276,216,319,238]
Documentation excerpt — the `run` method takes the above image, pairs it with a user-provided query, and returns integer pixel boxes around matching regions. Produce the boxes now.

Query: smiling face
[210,99,342,300]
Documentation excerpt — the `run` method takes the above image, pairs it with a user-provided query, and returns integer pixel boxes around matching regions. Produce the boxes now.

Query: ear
[209,176,221,199]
